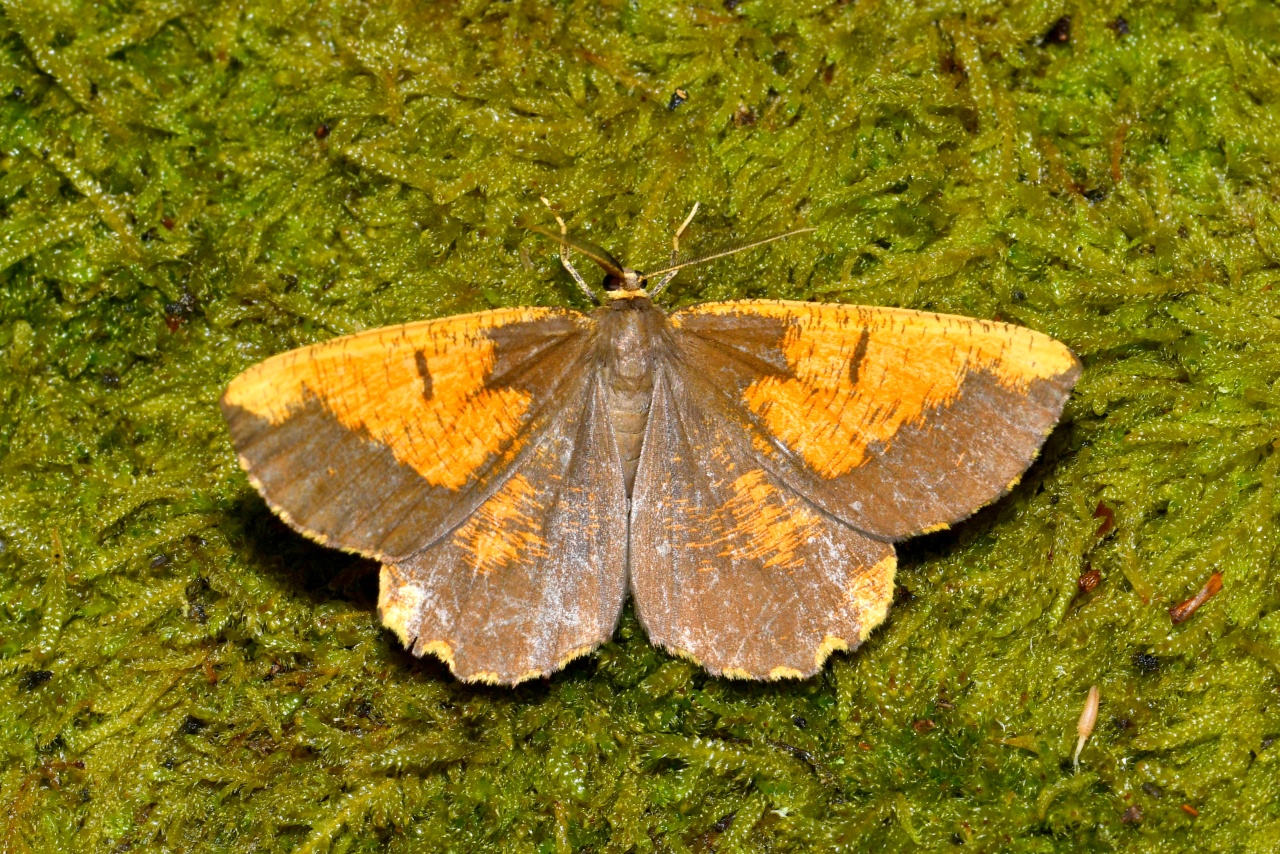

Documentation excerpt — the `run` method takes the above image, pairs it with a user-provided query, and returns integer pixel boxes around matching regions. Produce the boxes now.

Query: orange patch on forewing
[450,473,550,574]
[677,301,1078,479]
[223,308,566,490]
[688,469,822,572]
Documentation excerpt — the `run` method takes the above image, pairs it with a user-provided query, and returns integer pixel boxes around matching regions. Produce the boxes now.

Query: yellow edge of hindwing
[662,552,898,681]
[378,563,603,686]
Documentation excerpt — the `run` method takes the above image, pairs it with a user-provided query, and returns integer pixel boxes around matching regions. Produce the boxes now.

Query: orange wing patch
[673,301,1078,479]
[450,472,551,574]
[704,469,823,572]
[223,307,574,491]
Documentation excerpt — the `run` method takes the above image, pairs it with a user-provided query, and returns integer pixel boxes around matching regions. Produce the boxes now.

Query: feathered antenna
[525,223,627,279]
[643,227,817,280]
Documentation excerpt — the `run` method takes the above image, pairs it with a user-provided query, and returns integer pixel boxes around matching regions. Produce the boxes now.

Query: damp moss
[2,0,1280,850]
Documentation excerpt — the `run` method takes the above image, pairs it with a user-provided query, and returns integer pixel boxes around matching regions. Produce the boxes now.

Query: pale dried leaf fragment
[1074,685,1100,771]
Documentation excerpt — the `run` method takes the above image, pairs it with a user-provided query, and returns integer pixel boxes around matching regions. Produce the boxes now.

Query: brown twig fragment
[1169,572,1223,624]
[1073,685,1100,771]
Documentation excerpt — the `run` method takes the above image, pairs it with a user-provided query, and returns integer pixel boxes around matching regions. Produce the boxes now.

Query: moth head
[530,198,814,304]
[602,268,647,295]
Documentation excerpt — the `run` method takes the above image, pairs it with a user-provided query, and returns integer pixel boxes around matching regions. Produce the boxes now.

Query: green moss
[2,0,1279,849]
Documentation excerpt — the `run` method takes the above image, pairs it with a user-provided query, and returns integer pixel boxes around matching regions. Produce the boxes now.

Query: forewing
[629,361,897,679]
[669,300,1081,539]
[221,307,590,560]
[379,370,628,685]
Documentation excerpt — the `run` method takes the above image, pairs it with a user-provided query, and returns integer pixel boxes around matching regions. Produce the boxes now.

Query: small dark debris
[769,739,816,764]
[181,715,206,734]
[772,51,791,76]
[1111,716,1133,732]
[100,370,120,388]
[667,88,688,111]
[315,123,330,140]
[1132,651,1161,674]
[1142,782,1165,799]
[893,584,915,606]
[723,0,743,10]
[1121,805,1144,824]
[1094,502,1115,537]
[149,553,170,568]
[164,291,199,331]
[1084,188,1107,203]
[1078,566,1101,594]
[1041,16,1071,46]
[282,273,299,288]
[22,669,54,691]
[792,715,807,729]
[12,86,25,99]
[712,811,737,832]
[1178,225,1189,239]
[188,601,207,623]
[1110,17,1129,37]
[733,104,756,127]
[164,291,198,319]
[89,81,98,99]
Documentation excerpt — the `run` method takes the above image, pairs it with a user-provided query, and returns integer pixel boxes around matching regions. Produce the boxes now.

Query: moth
[221,204,1080,685]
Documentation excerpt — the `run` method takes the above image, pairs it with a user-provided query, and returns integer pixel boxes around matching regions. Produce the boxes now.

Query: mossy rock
[2,1,1280,851]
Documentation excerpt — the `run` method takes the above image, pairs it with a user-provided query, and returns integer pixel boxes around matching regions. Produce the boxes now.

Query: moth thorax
[604,308,658,495]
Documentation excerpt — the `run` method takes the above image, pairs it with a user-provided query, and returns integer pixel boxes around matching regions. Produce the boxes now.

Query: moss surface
[2,0,1280,850]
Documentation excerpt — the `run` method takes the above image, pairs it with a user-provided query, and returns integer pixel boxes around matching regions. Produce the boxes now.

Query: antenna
[526,223,627,279]
[643,223,816,299]
[531,197,816,301]
[644,227,817,280]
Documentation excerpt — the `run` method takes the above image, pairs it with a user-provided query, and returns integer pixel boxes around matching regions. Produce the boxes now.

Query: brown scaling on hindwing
[595,299,668,496]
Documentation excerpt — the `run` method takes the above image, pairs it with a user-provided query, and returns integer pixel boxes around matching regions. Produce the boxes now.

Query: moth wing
[668,300,1081,539]
[222,307,591,560]
[379,369,628,685]
[629,359,897,679]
